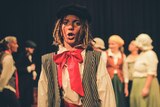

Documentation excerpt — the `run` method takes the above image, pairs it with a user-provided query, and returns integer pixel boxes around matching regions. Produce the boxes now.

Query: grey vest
[42,50,101,107]
[0,52,16,90]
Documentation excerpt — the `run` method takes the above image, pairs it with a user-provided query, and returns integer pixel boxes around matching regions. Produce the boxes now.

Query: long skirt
[125,80,132,107]
[130,77,160,107]
[112,74,126,107]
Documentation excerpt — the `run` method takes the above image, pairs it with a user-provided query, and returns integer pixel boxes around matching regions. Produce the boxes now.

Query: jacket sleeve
[16,53,32,75]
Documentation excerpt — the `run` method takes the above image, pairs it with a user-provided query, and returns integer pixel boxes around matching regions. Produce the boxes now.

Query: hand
[27,64,36,73]
[30,64,36,71]
[141,87,150,97]
[32,71,37,80]
[124,87,129,97]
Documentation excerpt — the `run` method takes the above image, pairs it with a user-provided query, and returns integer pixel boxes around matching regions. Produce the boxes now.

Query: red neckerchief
[53,48,84,96]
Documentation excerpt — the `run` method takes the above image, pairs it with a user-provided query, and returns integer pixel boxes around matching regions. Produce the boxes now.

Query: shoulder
[42,52,53,58]
[86,49,101,57]
[2,54,13,63]
[144,50,157,57]
[4,54,12,60]
[41,52,54,63]
[145,50,158,61]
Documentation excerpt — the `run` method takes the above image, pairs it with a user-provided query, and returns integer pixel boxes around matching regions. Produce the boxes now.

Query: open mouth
[67,33,75,40]
[68,33,74,36]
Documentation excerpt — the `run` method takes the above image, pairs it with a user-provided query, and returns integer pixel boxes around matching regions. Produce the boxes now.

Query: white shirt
[123,55,138,83]
[133,50,158,77]
[107,49,125,74]
[38,47,116,107]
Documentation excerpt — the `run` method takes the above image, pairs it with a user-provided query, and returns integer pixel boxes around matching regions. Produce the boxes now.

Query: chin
[67,40,76,44]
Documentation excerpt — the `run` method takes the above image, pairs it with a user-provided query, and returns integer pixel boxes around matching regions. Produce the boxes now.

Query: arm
[0,55,15,91]
[38,65,48,107]
[16,54,35,75]
[142,51,158,97]
[96,52,116,107]
[141,75,153,97]
[123,58,129,97]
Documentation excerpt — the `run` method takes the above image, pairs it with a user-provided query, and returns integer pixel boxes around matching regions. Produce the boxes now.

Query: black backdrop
[1,0,160,85]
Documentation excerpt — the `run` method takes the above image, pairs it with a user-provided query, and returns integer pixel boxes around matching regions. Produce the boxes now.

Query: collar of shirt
[108,49,121,59]
[58,45,85,57]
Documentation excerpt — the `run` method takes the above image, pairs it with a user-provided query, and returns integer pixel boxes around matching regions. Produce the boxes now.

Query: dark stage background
[0,0,160,85]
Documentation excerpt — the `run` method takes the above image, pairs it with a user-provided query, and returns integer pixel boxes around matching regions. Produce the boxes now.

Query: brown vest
[106,51,124,82]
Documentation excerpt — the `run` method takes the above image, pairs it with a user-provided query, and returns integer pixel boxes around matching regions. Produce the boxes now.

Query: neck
[111,49,119,54]
[5,50,11,54]
[64,43,78,51]
[131,51,138,56]
[26,52,31,56]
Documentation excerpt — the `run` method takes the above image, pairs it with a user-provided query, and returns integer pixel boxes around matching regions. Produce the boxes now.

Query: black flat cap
[56,4,91,23]
[25,40,37,48]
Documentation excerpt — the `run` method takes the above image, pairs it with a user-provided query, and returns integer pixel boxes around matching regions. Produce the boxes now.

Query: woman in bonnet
[130,33,160,107]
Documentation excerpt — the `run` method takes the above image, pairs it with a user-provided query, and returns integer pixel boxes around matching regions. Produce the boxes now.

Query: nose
[68,23,74,30]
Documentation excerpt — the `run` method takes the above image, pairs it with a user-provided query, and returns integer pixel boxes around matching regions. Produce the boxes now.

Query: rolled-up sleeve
[146,51,158,76]
[123,59,129,83]
[96,52,116,107]
[38,65,48,107]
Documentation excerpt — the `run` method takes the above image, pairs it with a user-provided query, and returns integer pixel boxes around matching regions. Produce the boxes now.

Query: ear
[7,43,10,49]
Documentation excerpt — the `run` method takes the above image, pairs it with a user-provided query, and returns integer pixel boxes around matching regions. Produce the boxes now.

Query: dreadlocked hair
[52,18,92,48]
[77,20,92,48]
[52,19,63,46]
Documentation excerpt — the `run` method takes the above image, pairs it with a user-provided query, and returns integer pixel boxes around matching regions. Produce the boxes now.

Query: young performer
[106,35,126,107]
[38,4,116,107]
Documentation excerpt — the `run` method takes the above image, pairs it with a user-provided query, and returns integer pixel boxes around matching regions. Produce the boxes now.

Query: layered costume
[106,49,126,107]
[38,46,116,107]
[106,35,126,107]
[38,4,116,107]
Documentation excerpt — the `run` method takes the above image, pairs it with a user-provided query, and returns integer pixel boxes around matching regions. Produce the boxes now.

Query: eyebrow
[63,18,80,22]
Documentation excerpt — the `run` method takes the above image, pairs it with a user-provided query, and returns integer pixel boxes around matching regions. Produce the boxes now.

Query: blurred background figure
[106,35,126,107]
[91,37,107,63]
[123,40,139,107]
[0,36,20,107]
[91,37,106,52]
[16,40,37,107]
[130,33,160,107]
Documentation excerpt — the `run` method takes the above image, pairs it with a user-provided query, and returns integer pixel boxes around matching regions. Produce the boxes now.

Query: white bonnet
[92,37,105,49]
[135,33,153,51]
